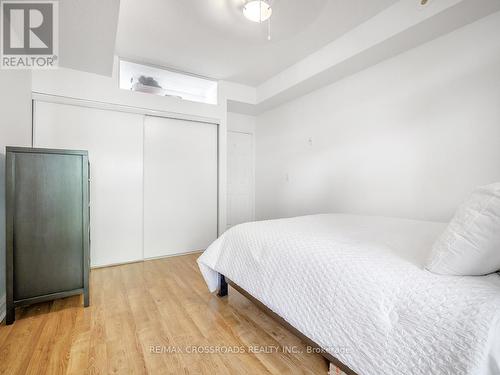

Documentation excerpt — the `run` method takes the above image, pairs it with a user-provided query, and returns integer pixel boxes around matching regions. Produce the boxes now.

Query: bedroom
[1,0,500,374]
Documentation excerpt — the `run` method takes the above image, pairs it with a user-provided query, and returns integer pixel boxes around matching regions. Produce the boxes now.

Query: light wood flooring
[0,253,330,374]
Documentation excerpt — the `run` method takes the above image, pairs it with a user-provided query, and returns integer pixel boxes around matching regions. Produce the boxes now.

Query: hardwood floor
[0,253,330,374]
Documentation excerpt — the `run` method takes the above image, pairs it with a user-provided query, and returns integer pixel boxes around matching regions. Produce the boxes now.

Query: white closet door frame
[32,93,222,266]
[32,93,219,126]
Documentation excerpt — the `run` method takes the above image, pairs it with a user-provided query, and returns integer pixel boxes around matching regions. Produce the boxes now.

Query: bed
[197,214,500,375]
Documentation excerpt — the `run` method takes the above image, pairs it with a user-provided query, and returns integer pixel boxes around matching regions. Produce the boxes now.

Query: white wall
[0,71,32,321]
[228,112,256,134]
[256,11,500,223]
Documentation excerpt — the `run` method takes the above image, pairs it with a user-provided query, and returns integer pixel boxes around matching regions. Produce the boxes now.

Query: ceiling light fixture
[243,0,273,40]
[243,0,272,22]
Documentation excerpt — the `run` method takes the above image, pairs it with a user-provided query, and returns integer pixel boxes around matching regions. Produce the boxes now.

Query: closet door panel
[144,116,218,258]
[34,101,144,267]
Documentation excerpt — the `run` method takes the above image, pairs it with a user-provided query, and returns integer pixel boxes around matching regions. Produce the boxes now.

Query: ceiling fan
[243,0,273,40]
[241,0,434,40]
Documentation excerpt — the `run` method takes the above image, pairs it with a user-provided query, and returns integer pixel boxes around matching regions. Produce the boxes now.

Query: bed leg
[217,274,228,297]
[328,362,343,375]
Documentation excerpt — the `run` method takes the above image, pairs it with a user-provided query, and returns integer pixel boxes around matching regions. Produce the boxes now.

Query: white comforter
[197,214,500,375]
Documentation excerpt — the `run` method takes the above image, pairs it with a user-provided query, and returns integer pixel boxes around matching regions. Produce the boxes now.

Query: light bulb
[243,1,272,23]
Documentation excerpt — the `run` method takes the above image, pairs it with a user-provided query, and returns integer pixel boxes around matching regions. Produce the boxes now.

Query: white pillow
[426,183,500,276]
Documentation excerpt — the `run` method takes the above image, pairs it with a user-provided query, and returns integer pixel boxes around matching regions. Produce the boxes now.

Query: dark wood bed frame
[217,274,358,375]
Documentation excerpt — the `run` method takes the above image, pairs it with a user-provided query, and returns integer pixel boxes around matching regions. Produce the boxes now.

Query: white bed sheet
[198,214,500,375]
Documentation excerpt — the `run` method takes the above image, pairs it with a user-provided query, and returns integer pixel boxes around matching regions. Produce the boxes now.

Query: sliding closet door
[144,116,218,258]
[34,101,144,267]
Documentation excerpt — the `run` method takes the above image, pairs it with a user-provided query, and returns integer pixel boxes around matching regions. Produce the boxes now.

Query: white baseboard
[90,250,203,270]
[143,249,203,262]
[0,293,6,324]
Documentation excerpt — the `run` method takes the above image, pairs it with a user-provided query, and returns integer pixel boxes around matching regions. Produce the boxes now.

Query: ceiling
[59,0,120,76]
[115,0,398,85]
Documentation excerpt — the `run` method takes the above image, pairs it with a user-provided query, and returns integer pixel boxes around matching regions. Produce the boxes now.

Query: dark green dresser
[5,147,90,325]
